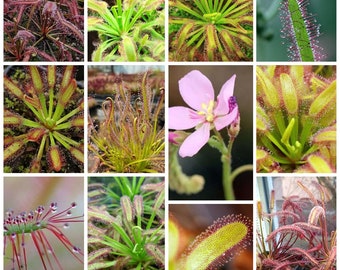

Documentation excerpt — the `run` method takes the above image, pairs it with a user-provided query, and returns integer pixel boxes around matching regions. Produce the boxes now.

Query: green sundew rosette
[181,214,252,270]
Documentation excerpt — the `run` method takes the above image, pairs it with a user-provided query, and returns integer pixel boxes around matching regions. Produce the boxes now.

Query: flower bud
[169,131,189,145]
[228,113,240,138]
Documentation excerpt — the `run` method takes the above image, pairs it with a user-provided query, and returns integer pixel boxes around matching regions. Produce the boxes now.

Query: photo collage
[2,0,337,269]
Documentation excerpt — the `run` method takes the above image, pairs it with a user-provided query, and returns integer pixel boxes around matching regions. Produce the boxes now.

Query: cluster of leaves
[88,177,165,270]
[4,65,84,173]
[169,0,253,61]
[88,0,165,61]
[257,66,336,172]
[4,0,84,61]
[88,71,165,173]
[257,179,336,270]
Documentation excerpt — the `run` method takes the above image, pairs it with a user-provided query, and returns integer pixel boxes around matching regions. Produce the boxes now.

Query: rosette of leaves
[169,0,253,61]
[88,177,165,270]
[257,66,336,173]
[4,0,84,61]
[4,66,84,173]
[88,72,165,173]
[88,0,165,61]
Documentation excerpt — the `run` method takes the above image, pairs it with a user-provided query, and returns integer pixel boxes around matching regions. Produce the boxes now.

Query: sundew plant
[169,70,252,200]
[4,0,84,61]
[257,178,336,270]
[88,177,165,270]
[4,65,84,173]
[88,0,165,61]
[4,202,84,270]
[88,70,165,173]
[256,65,336,173]
[169,0,253,61]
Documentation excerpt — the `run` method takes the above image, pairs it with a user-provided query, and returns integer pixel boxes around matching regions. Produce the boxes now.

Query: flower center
[198,100,215,122]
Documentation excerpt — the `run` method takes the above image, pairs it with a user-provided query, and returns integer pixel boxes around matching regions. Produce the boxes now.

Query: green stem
[222,153,234,200]
[213,128,234,200]
[229,164,253,184]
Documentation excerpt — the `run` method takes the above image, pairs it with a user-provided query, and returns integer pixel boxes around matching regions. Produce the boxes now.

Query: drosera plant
[88,177,165,270]
[4,202,84,270]
[169,0,253,61]
[280,0,325,61]
[169,211,253,270]
[88,71,165,173]
[4,0,84,61]
[257,179,336,270]
[256,65,336,173]
[88,0,165,61]
[4,65,84,173]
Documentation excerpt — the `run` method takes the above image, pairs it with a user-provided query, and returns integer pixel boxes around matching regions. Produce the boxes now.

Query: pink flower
[169,70,239,157]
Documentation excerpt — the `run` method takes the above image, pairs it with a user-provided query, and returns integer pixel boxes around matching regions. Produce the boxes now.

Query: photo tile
[256,65,336,173]
[257,0,336,61]
[88,176,165,269]
[168,0,253,61]
[88,0,165,61]
[169,203,253,270]
[88,65,165,173]
[256,176,336,269]
[4,176,84,270]
[4,1,84,62]
[169,65,253,200]
[4,65,84,173]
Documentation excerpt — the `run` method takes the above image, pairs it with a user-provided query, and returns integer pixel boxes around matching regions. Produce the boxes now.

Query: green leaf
[121,36,138,61]
[89,261,116,270]
[111,222,134,249]
[309,80,336,116]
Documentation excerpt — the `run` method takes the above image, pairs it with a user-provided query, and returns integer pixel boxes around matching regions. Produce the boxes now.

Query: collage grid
[1,0,338,270]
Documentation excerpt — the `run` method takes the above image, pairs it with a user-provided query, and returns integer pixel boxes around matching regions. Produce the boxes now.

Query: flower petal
[179,70,215,111]
[215,74,236,115]
[214,106,239,131]
[179,123,210,157]
[169,106,203,130]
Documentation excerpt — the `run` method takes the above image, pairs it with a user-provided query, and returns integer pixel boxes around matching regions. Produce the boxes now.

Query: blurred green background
[257,0,336,61]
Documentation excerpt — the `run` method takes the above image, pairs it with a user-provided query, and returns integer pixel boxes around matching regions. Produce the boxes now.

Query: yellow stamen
[198,100,215,122]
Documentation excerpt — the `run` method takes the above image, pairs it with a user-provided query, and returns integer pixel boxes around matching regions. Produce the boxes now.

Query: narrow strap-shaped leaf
[176,22,195,51]
[206,24,217,61]
[111,222,134,249]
